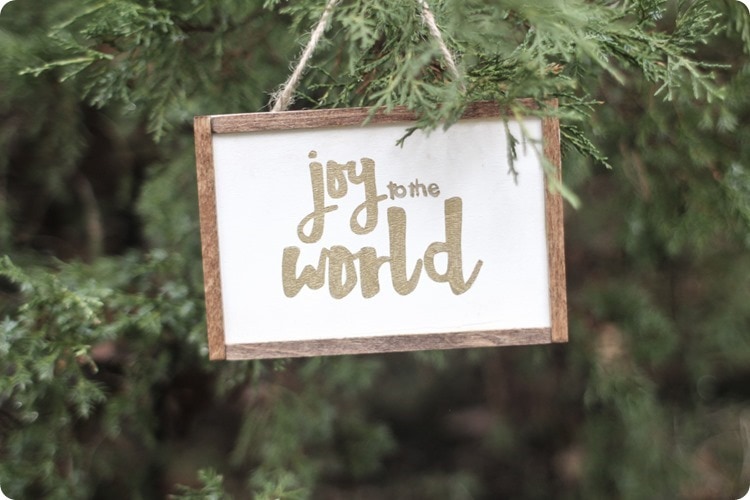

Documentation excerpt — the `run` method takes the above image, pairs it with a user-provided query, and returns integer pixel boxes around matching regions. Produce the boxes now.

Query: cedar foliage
[1,0,749,498]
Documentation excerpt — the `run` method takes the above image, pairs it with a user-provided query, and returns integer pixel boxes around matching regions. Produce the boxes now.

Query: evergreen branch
[19,53,114,78]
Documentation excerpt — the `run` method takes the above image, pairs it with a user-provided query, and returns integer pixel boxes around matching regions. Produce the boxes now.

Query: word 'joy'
[281,151,483,299]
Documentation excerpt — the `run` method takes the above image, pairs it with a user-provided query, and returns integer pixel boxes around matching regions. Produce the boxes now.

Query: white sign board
[195,102,567,359]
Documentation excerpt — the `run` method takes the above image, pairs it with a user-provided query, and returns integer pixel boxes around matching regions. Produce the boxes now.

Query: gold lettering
[326,160,353,199]
[387,206,422,295]
[286,155,481,299]
[349,157,388,235]
[327,246,358,299]
[282,246,327,297]
[356,247,389,298]
[297,156,338,244]
[424,197,483,295]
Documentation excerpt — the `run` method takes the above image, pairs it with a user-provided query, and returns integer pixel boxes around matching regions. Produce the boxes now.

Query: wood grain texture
[225,328,552,360]
[542,103,569,343]
[209,99,540,134]
[194,116,227,360]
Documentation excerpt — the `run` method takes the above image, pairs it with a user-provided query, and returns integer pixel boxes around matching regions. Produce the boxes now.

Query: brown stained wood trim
[194,116,227,360]
[197,99,567,360]
[209,99,541,134]
[542,107,569,343]
[225,328,552,360]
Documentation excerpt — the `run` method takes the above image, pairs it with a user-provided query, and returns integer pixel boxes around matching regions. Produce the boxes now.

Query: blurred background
[1,0,749,498]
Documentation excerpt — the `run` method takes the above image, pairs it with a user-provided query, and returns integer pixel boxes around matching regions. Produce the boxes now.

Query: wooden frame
[195,101,567,360]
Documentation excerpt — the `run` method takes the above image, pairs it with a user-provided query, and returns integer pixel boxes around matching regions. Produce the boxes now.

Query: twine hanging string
[270,0,341,112]
[416,0,464,91]
[269,0,463,112]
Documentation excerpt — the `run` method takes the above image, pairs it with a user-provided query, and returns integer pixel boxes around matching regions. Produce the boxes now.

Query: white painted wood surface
[210,116,551,345]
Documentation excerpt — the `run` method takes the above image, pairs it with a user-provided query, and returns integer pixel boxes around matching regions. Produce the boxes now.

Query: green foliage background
[1,0,749,498]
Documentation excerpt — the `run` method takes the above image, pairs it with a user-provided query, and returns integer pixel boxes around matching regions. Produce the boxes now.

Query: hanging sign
[194,101,567,360]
